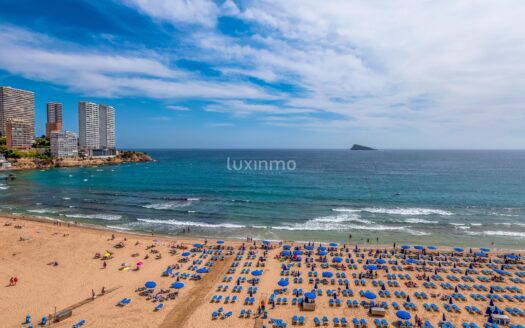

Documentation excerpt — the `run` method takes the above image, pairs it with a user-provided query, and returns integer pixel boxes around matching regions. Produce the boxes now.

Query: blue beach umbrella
[145,281,157,289]
[322,271,333,278]
[401,245,410,250]
[252,270,263,276]
[475,252,488,258]
[282,251,291,256]
[196,268,207,274]
[396,311,411,320]
[376,259,386,264]
[171,282,184,289]
[263,240,270,245]
[318,246,327,251]
[217,240,224,244]
[293,250,303,256]
[480,248,490,252]
[182,252,190,257]
[304,292,316,300]
[332,257,343,263]
[283,245,291,250]
[505,254,518,259]
[428,246,437,250]
[407,259,418,264]
[364,291,377,299]
[414,245,424,250]
[454,247,464,252]
[318,251,328,256]
[365,265,378,270]
[194,243,203,248]
[329,242,338,247]
[305,245,314,250]
[278,279,289,287]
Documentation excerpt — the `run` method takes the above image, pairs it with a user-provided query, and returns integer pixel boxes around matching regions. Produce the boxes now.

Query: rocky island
[350,144,377,150]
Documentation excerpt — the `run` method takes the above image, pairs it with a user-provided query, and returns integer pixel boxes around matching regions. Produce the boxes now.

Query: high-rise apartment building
[6,119,33,149]
[50,130,78,158]
[46,102,63,138]
[78,101,116,157]
[0,86,35,141]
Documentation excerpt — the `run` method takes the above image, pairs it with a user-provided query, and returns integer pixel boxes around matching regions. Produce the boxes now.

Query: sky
[0,0,524,149]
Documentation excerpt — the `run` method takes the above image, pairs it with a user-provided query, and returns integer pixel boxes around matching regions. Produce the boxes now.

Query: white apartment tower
[0,86,35,143]
[78,101,116,157]
[50,130,78,158]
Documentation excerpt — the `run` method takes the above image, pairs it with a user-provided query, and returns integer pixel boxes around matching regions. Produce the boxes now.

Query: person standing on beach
[92,289,96,299]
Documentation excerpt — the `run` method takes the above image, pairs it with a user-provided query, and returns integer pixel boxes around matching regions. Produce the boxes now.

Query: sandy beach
[1,215,523,328]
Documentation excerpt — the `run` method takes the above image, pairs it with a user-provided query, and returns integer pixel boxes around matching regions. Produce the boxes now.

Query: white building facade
[50,130,78,158]
[78,101,116,157]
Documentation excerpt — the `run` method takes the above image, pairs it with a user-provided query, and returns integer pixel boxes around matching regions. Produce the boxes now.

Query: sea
[1,149,525,249]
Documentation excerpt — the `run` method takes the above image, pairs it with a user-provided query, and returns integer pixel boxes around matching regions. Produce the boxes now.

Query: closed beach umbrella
[278,279,289,287]
[304,292,316,300]
[381,284,386,291]
[333,257,342,263]
[182,252,190,256]
[171,282,184,289]
[322,271,333,278]
[442,313,446,322]
[364,291,377,299]
[449,298,453,304]
[145,281,156,289]
[406,296,411,302]
[396,311,411,320]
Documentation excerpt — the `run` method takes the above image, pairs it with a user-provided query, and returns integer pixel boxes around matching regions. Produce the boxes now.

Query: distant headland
[350,144,377,151]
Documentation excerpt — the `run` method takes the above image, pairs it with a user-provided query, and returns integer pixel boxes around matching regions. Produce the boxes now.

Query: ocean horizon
[2,149,525,249]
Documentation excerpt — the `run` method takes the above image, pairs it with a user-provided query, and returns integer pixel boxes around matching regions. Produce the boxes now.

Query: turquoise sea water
[1,149,525,249]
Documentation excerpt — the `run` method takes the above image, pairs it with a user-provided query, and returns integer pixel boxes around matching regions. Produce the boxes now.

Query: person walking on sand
[103,261,107,269]
[13,277,18,285]
[9,277,13,286]
[92,289,96,299]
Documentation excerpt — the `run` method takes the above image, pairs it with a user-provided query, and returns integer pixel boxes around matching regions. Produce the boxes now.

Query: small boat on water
[0,173,16,180]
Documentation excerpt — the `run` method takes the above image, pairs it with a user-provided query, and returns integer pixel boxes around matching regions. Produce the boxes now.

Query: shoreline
[0,150,153,172]
[6,213,525,252]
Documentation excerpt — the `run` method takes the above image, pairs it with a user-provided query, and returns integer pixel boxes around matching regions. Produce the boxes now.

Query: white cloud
[0,25,272,100]
[122,0,219,27]
[167,105,189,111]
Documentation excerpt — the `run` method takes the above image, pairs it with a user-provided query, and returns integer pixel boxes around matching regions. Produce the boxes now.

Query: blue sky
[0,0,524,149]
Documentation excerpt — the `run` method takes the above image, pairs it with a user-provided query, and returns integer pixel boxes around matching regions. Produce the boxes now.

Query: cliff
[6,151,153,171]
[350,144,377,151]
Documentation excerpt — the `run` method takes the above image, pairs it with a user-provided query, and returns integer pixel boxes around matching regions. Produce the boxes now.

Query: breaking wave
[65,213,123,221]
[137,218,245,229]
[143,198,199,210]
[333,207,453,216]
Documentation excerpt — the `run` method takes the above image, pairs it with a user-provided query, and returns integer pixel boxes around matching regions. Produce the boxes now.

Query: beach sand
[1,216,523,328]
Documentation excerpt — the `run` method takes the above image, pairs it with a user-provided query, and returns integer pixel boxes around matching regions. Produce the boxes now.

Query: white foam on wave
[28,208,58,214]
[470,223,483,226]
[481,231,525,238]
[395,218,439,224]
[65,214,123,221]
[137,218,245,229]
[333,207,453,216]
[143,198,199,210]
[313,213,372,225]
[0,184,9,190]
[404,228,432,236]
